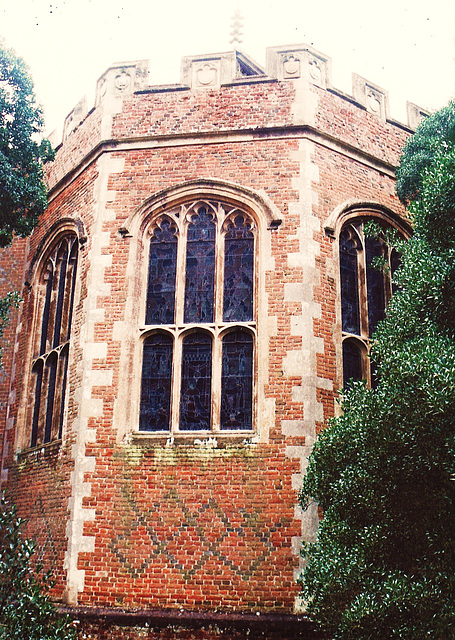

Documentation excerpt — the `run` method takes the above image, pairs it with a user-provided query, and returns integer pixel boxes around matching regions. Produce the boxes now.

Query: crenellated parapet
[60,44,429,144]
[45,43,430,197]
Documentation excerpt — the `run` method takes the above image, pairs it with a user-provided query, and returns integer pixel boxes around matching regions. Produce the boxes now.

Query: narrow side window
[339,219,401,388]
[28,234,78,448]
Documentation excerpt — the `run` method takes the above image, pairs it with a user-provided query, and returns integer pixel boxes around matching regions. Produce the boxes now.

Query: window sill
[17,439,62,460]
[129,431,258,448]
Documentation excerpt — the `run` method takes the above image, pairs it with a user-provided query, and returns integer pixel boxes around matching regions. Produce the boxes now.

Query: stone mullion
[211,208,225,433]
[171,209,187,433]
[211,328,222,433]
[357,227,369,341]
[174,207,187,328]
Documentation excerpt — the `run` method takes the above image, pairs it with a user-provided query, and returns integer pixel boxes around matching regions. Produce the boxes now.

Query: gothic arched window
[29,234,78,447]
[339,220,399,387]
[139,201,255,433]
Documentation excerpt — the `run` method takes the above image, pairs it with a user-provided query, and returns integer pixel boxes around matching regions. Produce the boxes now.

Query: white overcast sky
[1,0,454,140]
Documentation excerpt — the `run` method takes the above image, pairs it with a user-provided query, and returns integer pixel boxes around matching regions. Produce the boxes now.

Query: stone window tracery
[339,220,399,387]
[29,234,78,447]
[139,200,256,433]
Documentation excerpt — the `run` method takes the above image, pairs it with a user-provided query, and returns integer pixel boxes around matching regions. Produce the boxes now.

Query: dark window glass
[44,353,58,443]
[146,219,178,325]
[53,242,69,348]
[58,346,69,439]
[139,333,173,431]
[31,360,43,447]
[184,207,215,323]
[223,215,254,322]
[370,359,379,390]
[221,331,253,430]
[340,229,360,335]
[180,332,212,430]
[40,265,53,355]
[366,236,386,336]
[342,340,363,386]
[64,243,78,342]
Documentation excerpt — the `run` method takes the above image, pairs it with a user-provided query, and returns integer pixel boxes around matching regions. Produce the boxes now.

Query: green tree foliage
[395,102,455,207]
[0,41,53,362]
[299,102,455,639]
[0,43,72,639]
[0,496,77,639]
[0,40,53,248]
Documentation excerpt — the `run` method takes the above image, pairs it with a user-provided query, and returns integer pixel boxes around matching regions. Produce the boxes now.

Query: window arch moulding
[324,199,412,240]
[25,218,87,288]
[116,181,277,444]
[118,178,283,239]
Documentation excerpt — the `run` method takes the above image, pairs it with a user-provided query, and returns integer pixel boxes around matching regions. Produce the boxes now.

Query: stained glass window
[58,345,69,439]
[53,241,70,348]
[184,207,215,324]
[180,333,212,431]
[366,235,386,337]
[340,220,401,388]
[44,353,58,443]
[340,228,360,335]
[140,200,256,434]
[30,360,43,447]
[146,219,177,325]
[139,333,173,431]
[342,339,363,386]
[29,234,78,448]
[40,263,53,355]
[223,215,254,322]
[221,331,253,430]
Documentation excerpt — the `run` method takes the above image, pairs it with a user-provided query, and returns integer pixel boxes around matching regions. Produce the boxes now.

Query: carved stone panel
[63,96,88,140]
[352,74,389,120]
[266,45,331,88]
[407,102,430,130]
[193,61,221,90]
[95,60,149,106]
[181,51,264,90]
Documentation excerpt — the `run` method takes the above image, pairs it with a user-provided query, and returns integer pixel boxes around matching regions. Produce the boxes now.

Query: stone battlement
[59,44,428,146]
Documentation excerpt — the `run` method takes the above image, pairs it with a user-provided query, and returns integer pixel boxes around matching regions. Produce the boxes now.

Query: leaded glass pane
[64,240,78,342]
[58,346,69,439]
[184,207,215,323]
[366,235,386,336]
[221,331,253,430]
[53,241,69,348]
[340,229,360,335]
[146,219,177,325]
[40,264,53,356]
[342,340,363,386]
[31,360,43,447]
[180,332,212,430]
[44,353,58,443]
[223,215,254,322]
[139,333,173,431]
